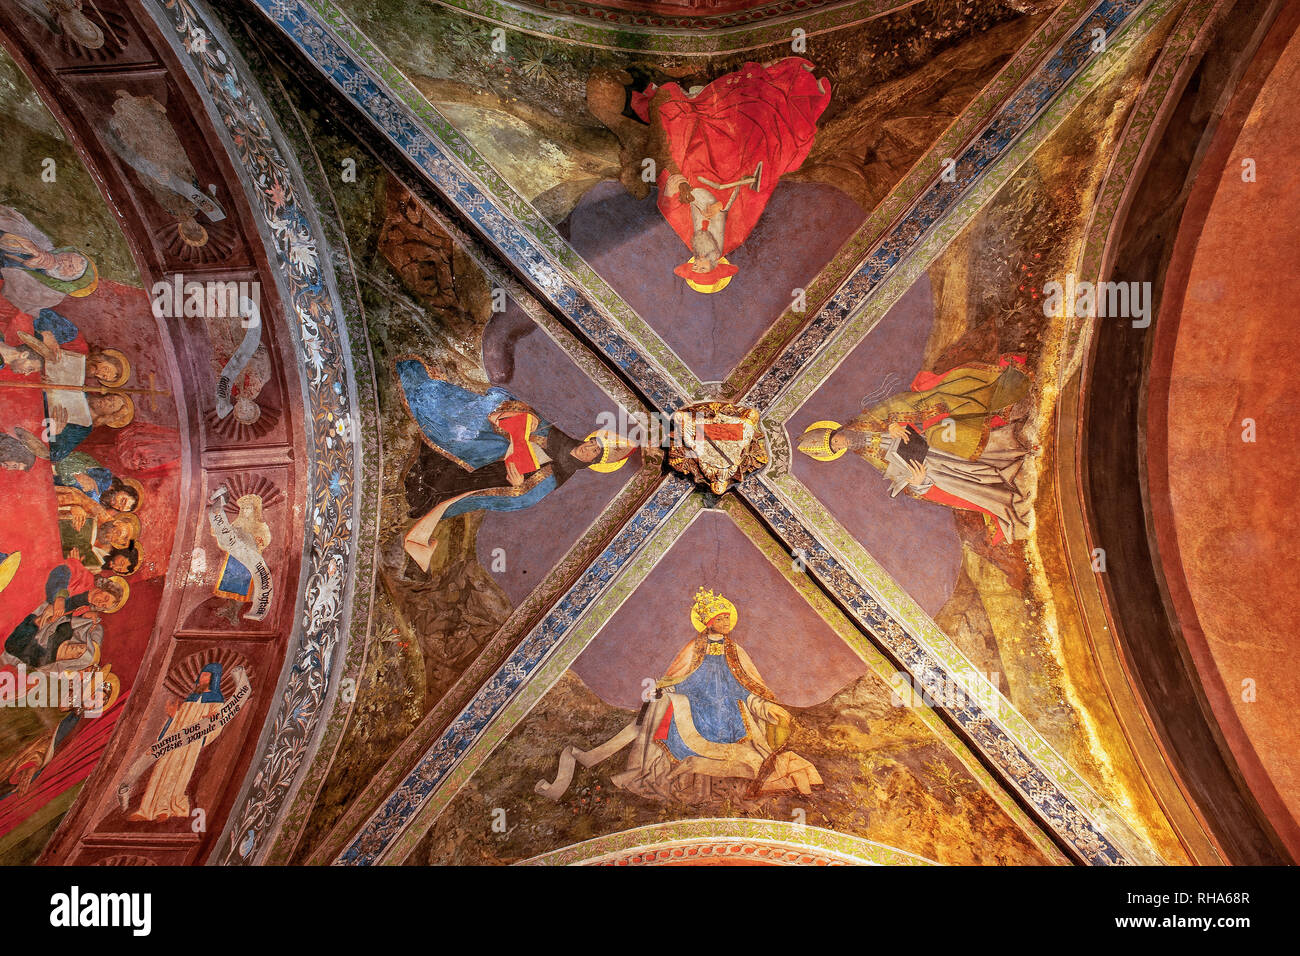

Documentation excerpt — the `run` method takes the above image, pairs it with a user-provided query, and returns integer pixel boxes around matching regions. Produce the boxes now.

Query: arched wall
[1145,0,1300,860]
[0,0,359,865]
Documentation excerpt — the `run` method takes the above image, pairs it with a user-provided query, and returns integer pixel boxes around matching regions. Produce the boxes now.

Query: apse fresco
[0,47,182,862]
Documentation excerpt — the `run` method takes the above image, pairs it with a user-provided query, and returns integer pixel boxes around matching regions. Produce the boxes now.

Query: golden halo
[68,253,98,297]
[98,393,135,429]
[584,430,634,473]
[99,575,131,614]
[0,552,20,593]
[92,348,131,388]
[683,256,734,294]
[95,666,122,713]
[799,420,846,462]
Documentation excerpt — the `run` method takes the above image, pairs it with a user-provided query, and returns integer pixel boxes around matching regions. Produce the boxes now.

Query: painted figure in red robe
[589,58,831,293]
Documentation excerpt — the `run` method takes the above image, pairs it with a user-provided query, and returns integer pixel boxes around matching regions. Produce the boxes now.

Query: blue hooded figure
[395,357,634,571]
[185,663,224,704]
[129,661,229,822]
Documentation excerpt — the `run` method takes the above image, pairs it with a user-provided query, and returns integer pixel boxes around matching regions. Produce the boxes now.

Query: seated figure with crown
[537,586,822,803]
[394,356,637,572]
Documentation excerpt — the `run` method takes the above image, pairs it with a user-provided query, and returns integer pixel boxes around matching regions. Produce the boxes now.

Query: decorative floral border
[148,0,363,866]
[256,87,670,862]
[239,34,385,866]
[422,0,910,53]
[521,820,938,866]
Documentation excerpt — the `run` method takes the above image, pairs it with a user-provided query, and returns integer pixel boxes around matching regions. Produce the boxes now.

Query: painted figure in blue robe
[0,309,80,377]
[183,663,225,705]
[11,389,135,464]
[535,587,823,804]
[209,494,270,607]
[644,588,821,797]
[41,390,134,463]
[3,564,126,671]
[54,451,142,516]
[395,357,635,572]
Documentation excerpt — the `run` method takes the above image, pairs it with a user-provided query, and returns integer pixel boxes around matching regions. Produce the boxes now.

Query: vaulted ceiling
[0,0,1294,866]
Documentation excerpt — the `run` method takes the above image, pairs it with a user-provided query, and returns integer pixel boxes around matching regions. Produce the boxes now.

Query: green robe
[839,361,1034,541]
[840,361,1030,464]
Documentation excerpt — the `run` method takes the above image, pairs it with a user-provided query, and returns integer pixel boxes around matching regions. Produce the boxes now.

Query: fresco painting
[588,56,831,294]
[238,0,1207,869]
[784,20,1190,863]
[0,85,182,858]
[395,355,638,575]
[368,205,646,696]
[0,21,276,865]
[0,0,1288,885]
[243,60,661,855]
[409,508,1055,866]
[331,0,1061,380]
[797,354,1034,543]
[114,648,254,826]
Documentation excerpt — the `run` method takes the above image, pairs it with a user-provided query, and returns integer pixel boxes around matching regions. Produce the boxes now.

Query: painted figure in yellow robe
[797,356,1033,544]
[128,663,225,822]
[536,587,821,802]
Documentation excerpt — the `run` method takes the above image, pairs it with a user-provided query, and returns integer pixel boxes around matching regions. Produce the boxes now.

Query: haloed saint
[394,358,637,572]
[537,587,822,804]
[587,57,830,294]
[797,356,1035,544]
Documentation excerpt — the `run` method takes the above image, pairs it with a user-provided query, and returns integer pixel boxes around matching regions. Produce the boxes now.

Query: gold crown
[690,586,737,632]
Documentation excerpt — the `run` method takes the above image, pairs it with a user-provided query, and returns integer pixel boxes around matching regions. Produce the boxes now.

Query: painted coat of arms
[666,402,767,494]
